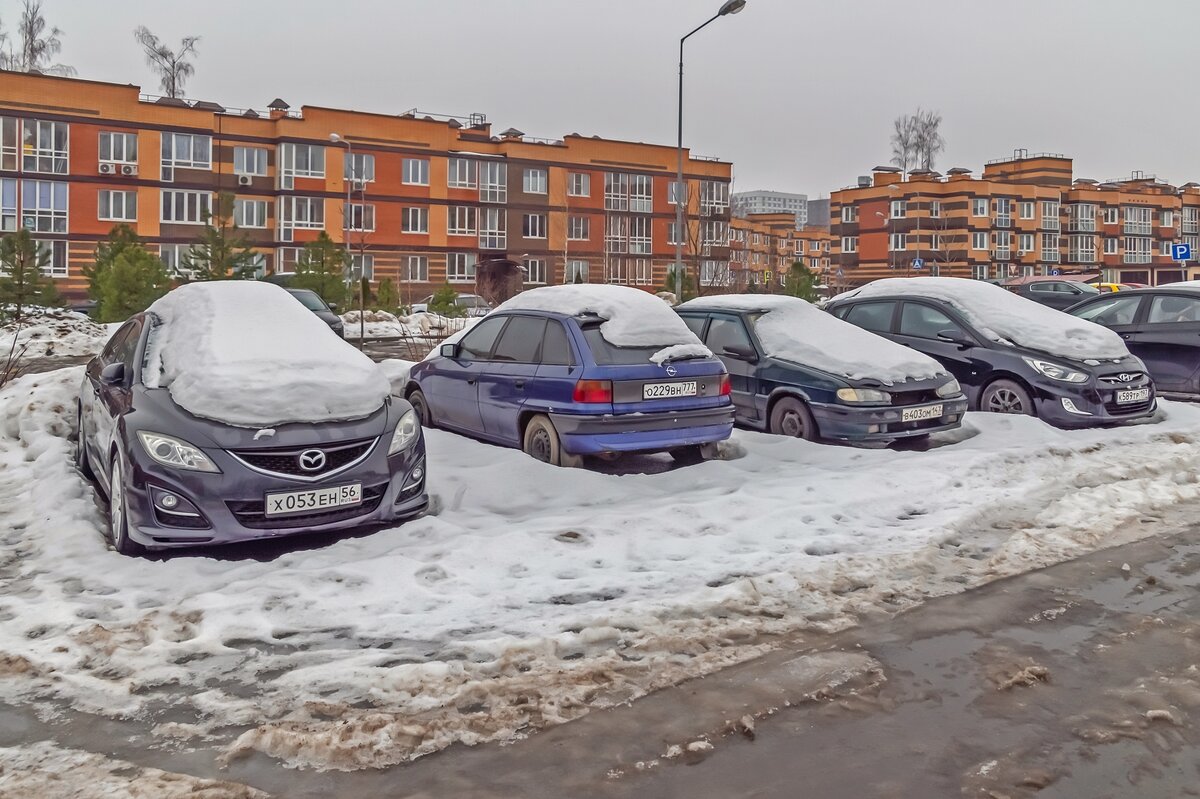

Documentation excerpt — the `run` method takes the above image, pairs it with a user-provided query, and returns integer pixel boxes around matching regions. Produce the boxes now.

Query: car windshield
[288,290,328,312]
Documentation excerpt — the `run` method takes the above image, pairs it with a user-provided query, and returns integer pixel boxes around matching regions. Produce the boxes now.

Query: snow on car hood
[680,294,946,385]
[496,284,712,364]
[143,281,390,428]
[841,277,1131,362]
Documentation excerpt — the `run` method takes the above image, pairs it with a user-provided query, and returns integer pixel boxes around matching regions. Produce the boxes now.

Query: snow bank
[680,294,946,384]
[497,285,712,363]
[378,358,417,395]
[841,277,1130,361]
[143,282,390,427]
[0,307,111,359]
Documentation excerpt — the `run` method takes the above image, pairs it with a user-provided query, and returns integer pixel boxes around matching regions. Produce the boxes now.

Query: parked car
[284,287,344,337]
[1008,278,1100,310]
[76,282,427,555]
[676,295,967,443]
[411,292,492,317]
[405,285,734,466]
[1066,285,1200,398]
[826,277,1156,427]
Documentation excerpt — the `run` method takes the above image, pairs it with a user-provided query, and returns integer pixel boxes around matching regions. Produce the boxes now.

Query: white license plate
[901,404,943,422]
[642,381,698,400]
[1116,388,1150,404]
[265,483,362,517]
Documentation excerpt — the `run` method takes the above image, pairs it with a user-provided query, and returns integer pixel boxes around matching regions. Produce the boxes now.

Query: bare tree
[889,114,919,176]
[913,108,945,171]
[2,1,73,76]
[134,26,199,99]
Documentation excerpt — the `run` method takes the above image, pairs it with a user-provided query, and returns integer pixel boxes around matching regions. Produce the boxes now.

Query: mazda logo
[298,449,327,472]
[664,364,678,377]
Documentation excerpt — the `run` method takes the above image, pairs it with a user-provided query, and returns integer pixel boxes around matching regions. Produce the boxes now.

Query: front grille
[229,438,376,480]
[889,388,941,406]
[1098,372,1145,386]
[884,415,957,434]
[227,483,387,529]
[1103,396,1153,415]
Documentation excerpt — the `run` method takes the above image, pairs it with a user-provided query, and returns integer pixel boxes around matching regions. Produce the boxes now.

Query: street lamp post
[675,0,746,300]
[329,133,365,348]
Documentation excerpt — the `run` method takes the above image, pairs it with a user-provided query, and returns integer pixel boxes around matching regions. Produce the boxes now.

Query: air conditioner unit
[120,164,137,177]
[237,174,252,186]
[98,162,115,175]
[350,179,367,191]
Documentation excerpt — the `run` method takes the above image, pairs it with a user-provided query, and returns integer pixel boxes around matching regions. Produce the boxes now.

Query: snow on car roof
[496,284,712,364]
[840,277,1130,361]
[679,294,946,385]
[143,281,390,427]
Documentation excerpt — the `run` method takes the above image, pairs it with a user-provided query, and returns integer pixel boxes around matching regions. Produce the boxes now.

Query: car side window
[844,301,896,333]
[1072,295,1142,326]
[899,303,963,340]
[1147,295,1200,324]
[457,316,508,360]
[706,316,753,353]
[114,320,143,368]
[491,315,546,363]
[1029,282,1053,293]
[679,314,708,338]
[540,321,574,366]
[100,321,137,363]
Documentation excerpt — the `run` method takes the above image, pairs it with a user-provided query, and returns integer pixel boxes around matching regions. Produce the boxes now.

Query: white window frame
[1161,210,1174,228]
[841,236,858,253]
[1123,236,1152,264]
[630,175,652,213]
[972,198,988,217]
[605,215,627,253]
[234,198,267,228]
[971,231,988,251]
[1068,234,1096,263]
[973,264,989,280]
[276,142,324,189]
[161,190,212,225]
[0,178,15,231]
[23,119,69,174]
[890,199,907,219]
[700,180,730,213]
[22,180,69,232]
[841,205,858,223]
[447,205,477,236]
[568,215,589,241]
[568,172,590,197]
[346,202,375,232]
[160,243,190,274]
[1041,201,1060,231]
[1182,207,1199,234]
[402,158,430,186]
[1040,232,1060,262]
[1018,233,1034,254]
[344,152,375,183]
[406,255,428,282]
[278,195,324,230]
[98,189,137,222]
[448,157,478,189]
[479,207,506,249]
[929,201,941,219]
[629,215,651,254]
[447,252,477,283]
[1124,206,1152,235]
[1104,237,1119,255]
[1019,201,1035,220]
[161,132,212,179]
[889,232,906,251]
[350,253,374,280]
[605,173,629,211]
[99,131,137,165]
[565,258,589,283]
[233,146,267,176]
[479,161,507,204]
[1103,207,1119,225]
[403,207,429,234]
[523,168,548,195]
[35,239,67,277]
[522,257,547,285]
[522,212,547,239]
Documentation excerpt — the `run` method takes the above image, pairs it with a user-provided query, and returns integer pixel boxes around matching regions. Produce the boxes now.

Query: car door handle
[514,380,526,389]
[467,379,476,385]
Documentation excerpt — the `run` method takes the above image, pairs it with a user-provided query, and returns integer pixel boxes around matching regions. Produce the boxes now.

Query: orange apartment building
[829,151,1200,292]
[729,212,832,291]
[0,71,733,301]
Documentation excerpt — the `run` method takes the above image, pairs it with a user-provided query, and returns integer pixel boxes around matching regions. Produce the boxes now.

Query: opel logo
[298,449,327,472]
[665,364,678,377]
[1117,373,1137,383]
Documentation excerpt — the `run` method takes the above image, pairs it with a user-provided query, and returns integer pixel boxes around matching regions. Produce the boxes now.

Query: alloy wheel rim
[989,389,1024,414]
[110,470,125,544]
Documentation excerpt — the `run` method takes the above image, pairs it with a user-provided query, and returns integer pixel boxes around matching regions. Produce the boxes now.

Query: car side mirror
[723,344,758,362]
[327,302,339,312]
[936,329,972,348]
[440,343,460,358]
[100,362,126,386]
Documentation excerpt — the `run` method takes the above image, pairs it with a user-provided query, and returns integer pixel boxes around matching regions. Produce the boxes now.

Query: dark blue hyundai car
[406,285,734,466]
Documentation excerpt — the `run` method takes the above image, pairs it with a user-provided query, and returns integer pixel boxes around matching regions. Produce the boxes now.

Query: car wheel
[75,409,95,480]
[408,389,435,428]
[769,397,818,440]
[522,415,582,468]
[108,457,144,557]
[981,379,1035,416]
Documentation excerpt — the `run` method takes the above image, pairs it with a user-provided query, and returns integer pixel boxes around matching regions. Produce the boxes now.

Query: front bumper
[550,405,734,455]
[1034,380,1158,428]
[808,396,969,441]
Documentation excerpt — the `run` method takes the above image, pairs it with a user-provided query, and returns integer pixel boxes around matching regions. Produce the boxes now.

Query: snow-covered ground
[0,308,113,359]
[339,310,476,340]
[3,365,1200,772]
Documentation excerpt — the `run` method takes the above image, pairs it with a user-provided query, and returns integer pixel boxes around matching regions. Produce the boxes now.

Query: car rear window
[580,324,665,365]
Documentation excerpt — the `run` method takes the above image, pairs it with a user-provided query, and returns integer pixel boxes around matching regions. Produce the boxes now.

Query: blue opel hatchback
[406,285,734,466]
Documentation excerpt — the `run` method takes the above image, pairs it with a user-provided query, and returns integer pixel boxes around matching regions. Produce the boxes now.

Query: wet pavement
[6,512,1200,797]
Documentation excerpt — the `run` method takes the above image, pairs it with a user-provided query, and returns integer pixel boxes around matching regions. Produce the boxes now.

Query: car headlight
[137,431,220,473]
[936,378,962,398]
[388,408,420,455]
[836,387,892,404]
[1022,357,1088,383]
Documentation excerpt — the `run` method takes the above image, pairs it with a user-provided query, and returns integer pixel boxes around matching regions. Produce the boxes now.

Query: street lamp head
[719,0,747,14]
[329,133,343,143]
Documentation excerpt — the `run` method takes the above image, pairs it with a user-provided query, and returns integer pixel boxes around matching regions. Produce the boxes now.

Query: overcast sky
[18,0,1200,197]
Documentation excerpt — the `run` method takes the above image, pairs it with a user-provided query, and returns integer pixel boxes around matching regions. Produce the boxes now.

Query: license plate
[1116,388,1150,404]
[642,381,697,400]
[265,483,362,517]
[901,404,943,422]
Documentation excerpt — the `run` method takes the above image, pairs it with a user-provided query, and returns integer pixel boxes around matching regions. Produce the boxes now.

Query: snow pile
[143,282,390,427]
[377,358,417,395]
[338,310,478,340]
[681,294,946,384]
[841,277,1130,361]
[497,285,712,364]
[0,307,111,359]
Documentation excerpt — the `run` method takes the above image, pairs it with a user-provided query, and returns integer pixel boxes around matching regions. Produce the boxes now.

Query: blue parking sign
[1171,242,1192,262]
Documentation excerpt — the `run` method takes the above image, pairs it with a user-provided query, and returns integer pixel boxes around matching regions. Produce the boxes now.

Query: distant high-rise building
[732,190,808,226]
[806,199,830,229]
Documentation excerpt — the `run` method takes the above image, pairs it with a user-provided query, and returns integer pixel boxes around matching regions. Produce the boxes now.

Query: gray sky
[18,0,1200,197]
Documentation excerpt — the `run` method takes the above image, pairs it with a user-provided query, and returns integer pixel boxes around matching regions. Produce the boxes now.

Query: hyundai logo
[1117,373,1138,383]
[665,364,678,377]
[298,449,327,472]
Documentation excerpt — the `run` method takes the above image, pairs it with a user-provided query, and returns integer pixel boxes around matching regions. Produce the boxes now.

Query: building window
[630,175,652,213]
[350,253,374,280]
[1124,206,1152,235]
[344,152,375,183]
[447,205,477,236]
[234,198,267,228]
[1104,237,1118,255]
[699,260,730,286]
[972,198,988,217]
[565,258,589,283]
[21,180,68,232]
[702,220,726,247]
[1161,210,1174,228]
[929,201,941,219]
[890,199,907,219]
[1069,234,1096,263]
[568,172,590,197]
[1160,239,1174,256]
[403,207,429,234]
[889,233,906,251]
[523,257,546,284]
[402,158,430,186]
[522,213,547,239]
[523,168,548,194]
[994,230,1012,259]
[568,215,590,241]
[480,161,507,203]
[0,178,15,231]
[1041,232,1060,262]
[668,221,684,246]
[34,239,67,277]
[447,157,477,188]
[841,236,858,253]
[1041,201,1060,230]
[276,142,324,188]
[98,190,137,222]
[346,203,375,232]
[1,117,18,171]
[22,119,69,173]
[277,196,323,233]
[479,207,506,249]
[99,131,137,164]
[700,181,730,213]
[160,243,190,274]
[629,216,651,254]
[1103,207,1119,225]
[447,252,477,282]
[605,216,627,253]
[161,132,212,180]
[406,255,428,282]
[973,264,989,280]
[994,198,1012,226]
[605,173,629,211]
[1018,233,1034,254]
[971,231,988,250]
[1019,201,1035,220]
[275,247,305,275]
[1183,207,1199,234]
[234,146,267,176]
[841,205,858,223]
[1068,203,1096,232]
[1124,236,1152,263]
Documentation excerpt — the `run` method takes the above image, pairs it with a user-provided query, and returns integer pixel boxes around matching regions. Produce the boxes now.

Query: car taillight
[572,379,613,403]
[719,374,732,396]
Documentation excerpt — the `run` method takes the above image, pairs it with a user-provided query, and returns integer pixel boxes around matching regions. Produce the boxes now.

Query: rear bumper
[808,397,969,441]
[551,405,734,455]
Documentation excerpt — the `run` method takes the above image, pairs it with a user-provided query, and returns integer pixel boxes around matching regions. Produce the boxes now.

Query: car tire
[408,389,435,428]
[981,379,1035,416]
[108,456,144,557]
[769,396,818,440]
[522,415,582,468]
[75,409,95,481]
